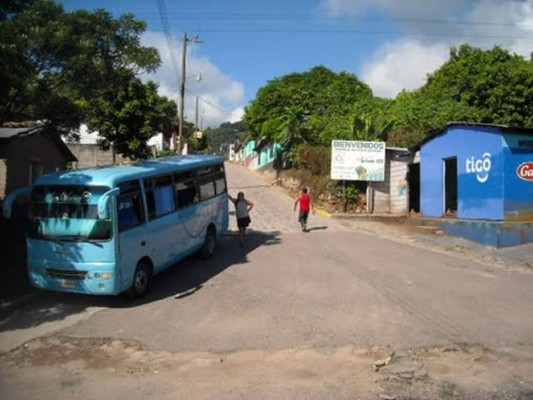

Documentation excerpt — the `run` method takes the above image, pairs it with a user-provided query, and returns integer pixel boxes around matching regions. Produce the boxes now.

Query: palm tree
[276,105,308,166]
[350,114,394,141]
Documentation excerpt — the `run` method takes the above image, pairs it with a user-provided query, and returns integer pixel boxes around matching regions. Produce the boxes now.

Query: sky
[60,0,533,130]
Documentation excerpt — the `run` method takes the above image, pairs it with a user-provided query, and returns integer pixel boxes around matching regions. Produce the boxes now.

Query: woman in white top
[228,192,254,248]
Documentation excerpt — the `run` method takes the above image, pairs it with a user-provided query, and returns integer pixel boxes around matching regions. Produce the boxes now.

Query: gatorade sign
[517,162,533,181]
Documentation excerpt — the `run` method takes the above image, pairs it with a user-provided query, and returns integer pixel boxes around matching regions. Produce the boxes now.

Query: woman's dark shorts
[237,216,251,228]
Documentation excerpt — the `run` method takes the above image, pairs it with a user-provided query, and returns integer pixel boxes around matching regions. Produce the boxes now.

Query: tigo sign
[517,162,533,181]
[465,152,491,183]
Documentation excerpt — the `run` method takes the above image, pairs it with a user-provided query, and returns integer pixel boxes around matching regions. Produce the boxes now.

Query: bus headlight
[89,272,112,280]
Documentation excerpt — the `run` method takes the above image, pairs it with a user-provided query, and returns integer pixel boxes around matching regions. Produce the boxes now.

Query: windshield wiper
[45,235,104,247]
[42,235,64,245]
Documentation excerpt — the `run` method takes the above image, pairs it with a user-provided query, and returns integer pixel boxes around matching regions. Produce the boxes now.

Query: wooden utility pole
[178,33,202,155]
[178,32,187,155]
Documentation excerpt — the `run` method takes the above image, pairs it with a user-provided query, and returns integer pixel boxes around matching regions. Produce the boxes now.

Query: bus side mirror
[2,187,30,219]
[97,188,120,220]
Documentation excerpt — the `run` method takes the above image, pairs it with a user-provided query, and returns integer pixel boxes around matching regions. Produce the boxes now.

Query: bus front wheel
[200,227,216,260]
[128,261,151,299]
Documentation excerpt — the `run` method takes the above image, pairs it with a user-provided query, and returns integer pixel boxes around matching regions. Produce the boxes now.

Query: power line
[185,88,242,120]
[135,11,533,28]
[155,0,180,82]
[146,26,532,41]
[156,0,181,150]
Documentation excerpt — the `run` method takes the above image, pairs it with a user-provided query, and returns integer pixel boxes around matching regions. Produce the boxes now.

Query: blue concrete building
[418,123,533,247]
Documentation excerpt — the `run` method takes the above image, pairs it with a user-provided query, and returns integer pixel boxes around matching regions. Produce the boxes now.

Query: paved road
[1,163,533,399]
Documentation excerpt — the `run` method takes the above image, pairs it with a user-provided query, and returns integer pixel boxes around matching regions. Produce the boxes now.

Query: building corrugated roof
[0,125,77,162]
[0,126,40,139]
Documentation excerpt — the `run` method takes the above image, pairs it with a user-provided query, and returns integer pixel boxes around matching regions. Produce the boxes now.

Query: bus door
[143,175,182,272]
[174,171,201,255]
[116,180,148,291]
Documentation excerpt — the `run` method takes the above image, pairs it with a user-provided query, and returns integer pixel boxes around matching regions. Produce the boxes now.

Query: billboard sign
[331,140,386,181]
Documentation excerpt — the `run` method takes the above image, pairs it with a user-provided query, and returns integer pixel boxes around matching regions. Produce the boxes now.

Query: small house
[417,122,533,246]
[0,124,77,200]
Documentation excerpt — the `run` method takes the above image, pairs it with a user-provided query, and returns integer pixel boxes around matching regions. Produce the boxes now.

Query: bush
[280,168,336,203]
[296,144,330,176]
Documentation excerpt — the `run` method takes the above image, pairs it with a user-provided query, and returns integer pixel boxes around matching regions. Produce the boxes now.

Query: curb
[314,208,331,218]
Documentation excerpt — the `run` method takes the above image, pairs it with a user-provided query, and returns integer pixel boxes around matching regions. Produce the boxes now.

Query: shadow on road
[0,230,282,333]
[307,226,328,232]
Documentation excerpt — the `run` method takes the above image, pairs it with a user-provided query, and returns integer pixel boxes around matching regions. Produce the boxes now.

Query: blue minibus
[2,155,229,298]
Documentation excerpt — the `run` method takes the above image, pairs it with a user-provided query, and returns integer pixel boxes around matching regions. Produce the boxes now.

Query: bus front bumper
[28,265,121,296]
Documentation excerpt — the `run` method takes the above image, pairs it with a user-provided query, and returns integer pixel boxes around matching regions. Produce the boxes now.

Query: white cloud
[465,0,533,56]
[141,31,245,128]
[361,40,449,98]
[320,0,468,19]
[350,0,533,98]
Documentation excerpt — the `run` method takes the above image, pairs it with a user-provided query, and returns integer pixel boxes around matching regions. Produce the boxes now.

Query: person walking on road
[229,192,254,247]
[294,187,314,232]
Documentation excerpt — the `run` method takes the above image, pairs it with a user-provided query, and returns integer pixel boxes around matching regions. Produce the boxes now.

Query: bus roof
[35,155,225,187]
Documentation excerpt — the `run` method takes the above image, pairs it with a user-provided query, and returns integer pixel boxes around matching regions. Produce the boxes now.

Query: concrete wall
[230,140,280,172]
[67,144,128,169]
[370,150,410,214]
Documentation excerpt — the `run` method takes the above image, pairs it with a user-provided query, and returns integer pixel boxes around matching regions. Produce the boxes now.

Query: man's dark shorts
[298,211,309,224]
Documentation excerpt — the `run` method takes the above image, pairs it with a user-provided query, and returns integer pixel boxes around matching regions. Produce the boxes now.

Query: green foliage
[420,44,533,126]
[344,185,359,204]
[85,74,172,159]
[204,120,245,155]
[383,91,481,147]
[296,144,330,176]
[244,66,372,163]
[349,114,394,141]
[0,0,173,159]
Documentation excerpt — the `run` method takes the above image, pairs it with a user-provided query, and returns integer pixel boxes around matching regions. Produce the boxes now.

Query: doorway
[407,163,420,213]
[443,157,457,215]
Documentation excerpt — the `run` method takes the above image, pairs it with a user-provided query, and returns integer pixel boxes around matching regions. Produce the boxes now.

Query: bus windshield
[29,185,113,242]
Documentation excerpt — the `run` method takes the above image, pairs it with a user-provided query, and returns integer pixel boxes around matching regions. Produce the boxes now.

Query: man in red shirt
[294,187,314,232]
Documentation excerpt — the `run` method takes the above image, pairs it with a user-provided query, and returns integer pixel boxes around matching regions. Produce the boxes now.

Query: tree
[85,74,175,159]
[244,66,372,163]
[349,114,393,142]
[382,90,481,147]
[0,0,172,158]
[204,121,245,156]
[420,45,533,126]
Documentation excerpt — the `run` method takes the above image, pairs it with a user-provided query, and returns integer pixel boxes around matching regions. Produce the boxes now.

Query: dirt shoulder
[2,336,533,400]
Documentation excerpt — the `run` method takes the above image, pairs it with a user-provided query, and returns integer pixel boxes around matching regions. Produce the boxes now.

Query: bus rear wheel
[127,261,151,299]
[200,227,216,260]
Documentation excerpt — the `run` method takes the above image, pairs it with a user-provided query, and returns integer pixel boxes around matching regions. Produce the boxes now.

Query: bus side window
[199,179,215,201]
[214,168,226,195]
[145,175,175,220]
[118,181,144,231]
[174,172,198,209]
